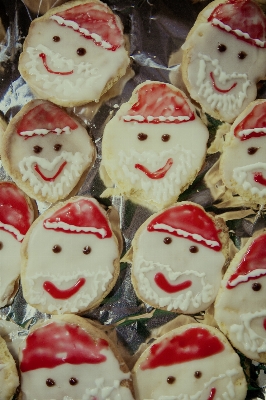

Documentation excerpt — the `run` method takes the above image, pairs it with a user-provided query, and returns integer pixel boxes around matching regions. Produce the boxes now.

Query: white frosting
[0,221,24,242]
[22,202,119,313]
[152,223,220,248]
[211,18,265,48]
[182,24,266,123]
[228,268,266,287]
[232,162,266,197]
[0,229,21,308]
[19,19,129,104]
[19,126,72,137]
[43,221,108,238]
[122,115,190,122]
[237,127,266,138]
[132,232,225,314]
[21,349,134,400]
[101,112,208,210]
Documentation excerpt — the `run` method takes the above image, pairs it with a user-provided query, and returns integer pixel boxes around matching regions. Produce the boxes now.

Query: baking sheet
[0,0,265,398]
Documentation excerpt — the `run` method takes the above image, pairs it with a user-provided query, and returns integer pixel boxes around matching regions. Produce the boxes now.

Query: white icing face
[19,17,129,105]
[22,200,119,314]
[102,112,208,211]
[215,275,266,361]
[21,349,134,400]
[0,229,21,308]
[132,231,225,314]
[10,125,95,203]
[183,24,266,122]
[221,132,266,203]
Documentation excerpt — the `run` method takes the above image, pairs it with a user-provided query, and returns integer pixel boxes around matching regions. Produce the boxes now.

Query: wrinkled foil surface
[0,0,266,398]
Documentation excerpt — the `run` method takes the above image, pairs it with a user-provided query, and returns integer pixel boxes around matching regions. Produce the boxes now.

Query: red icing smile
[154,273,192,293]
[39,53,74,75]
[43,278,86,299]
[263,319,266,330]
[34,161,67,181]
[135,158,173,179]
[208,388,216,400]
[254,172,266,186]
[210,72,237,93]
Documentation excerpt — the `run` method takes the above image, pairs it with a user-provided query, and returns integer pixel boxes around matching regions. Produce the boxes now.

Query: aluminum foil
[0,0,265,398]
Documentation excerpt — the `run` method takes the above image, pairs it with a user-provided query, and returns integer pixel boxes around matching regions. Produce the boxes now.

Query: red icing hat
[51,2,123,51]
[122,82,195,124]
[234,101,266,140]
[43,198,113,239]
[140,326,224,370]
[147,203,222,251]
[0,182,33,242]
[17,102,78,139]
[20,321,109,372]
[227,233,266,288]
[208,0,266,48]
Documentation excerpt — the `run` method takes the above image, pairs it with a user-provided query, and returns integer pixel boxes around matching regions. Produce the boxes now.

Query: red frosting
[208,0,266,48]
[0,182,33,241]
[234,101,266,140]
[140,326,224,370]
[17,101,78,138]
[20,321,109,372]
[147,204,222,251]
[54,3,123,51]
[123,83,195,124]
[43,198,113,239]
[227,233,266,288]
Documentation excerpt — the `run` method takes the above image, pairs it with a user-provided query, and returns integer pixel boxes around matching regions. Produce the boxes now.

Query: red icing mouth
[135,158,173,179]
[254,172,266,186]
[208,388,216,400]
[210,72,237,93]
[34,161,67,182]
[263,319,266,330]
[43,278,86,299]
[154,272,192,293]
[39,53,74,75]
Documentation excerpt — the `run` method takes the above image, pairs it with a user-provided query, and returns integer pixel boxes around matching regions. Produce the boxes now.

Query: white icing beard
[18,150,89,201]
[25,266,113,314]
[26,44,100,97]
[230,310,266,355]
[232,162,266,197]
[133,255,214,313]
[196,53,250,120]
[155,369,239,400]
[118,144,196,205]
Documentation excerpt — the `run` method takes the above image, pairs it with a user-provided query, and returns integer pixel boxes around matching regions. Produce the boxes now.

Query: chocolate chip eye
[194,371,202,379]
[252,282,261,291]
[69,377,78,385]
[138,133,148,141]
[189,245,199,253]
[77,47,86,56]
[247,147,259,155]
[167,376,176,384]
[162,134,170,142]
[238,51,247,60]
[52,245,62,253]
[53,36,60,42]
[217,43,226,52]
[33,145,43,154]
[46,378,56,387]
[83,246,91,255]
[163,237,172,245]
[54,143,62,151]
[0,242,3,250]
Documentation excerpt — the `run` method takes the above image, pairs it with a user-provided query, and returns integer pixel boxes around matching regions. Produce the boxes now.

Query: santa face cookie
[18,0,129,107]
[0,182,35,308]
[1,99,96,203]
[128,202,228,314]
[0,335,19,400]
[19,315,134,400]
[181,0,266,123]
[133,323,247,400]
[21,196,121,314]
[215,232,266,362]
[100,81,209,211]
[220,100,266,204]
